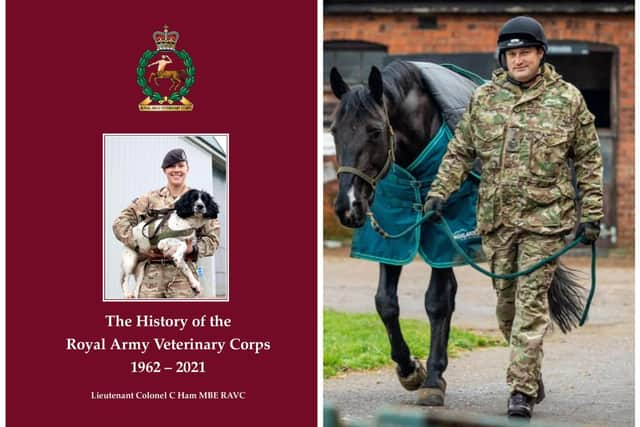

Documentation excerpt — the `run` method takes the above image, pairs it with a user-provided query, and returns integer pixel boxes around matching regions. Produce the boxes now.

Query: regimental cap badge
[137,24,195,111]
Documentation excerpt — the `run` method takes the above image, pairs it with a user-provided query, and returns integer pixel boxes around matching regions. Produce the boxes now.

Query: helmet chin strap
[506,62,544,88]
[506,71,542,88]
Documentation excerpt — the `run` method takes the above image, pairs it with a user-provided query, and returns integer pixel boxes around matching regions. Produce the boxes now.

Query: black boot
[508,392,534,418]
[536,378,545,404]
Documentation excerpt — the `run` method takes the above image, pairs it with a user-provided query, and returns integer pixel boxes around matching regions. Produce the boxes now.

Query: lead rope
[582,242,596,326]
[369,209,596,326]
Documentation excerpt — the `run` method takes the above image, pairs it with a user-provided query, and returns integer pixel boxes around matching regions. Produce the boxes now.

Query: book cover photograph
[322,2,634,427]
[4,1,636,427]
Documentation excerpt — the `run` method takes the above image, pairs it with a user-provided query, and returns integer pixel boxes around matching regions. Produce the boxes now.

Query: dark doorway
[547,43,615,130]
[324,40,388,85]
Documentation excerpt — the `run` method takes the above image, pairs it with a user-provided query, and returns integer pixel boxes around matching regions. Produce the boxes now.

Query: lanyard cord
[369,209,596,326]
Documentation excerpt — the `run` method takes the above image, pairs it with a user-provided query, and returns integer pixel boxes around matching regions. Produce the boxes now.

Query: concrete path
[323,250,634,426]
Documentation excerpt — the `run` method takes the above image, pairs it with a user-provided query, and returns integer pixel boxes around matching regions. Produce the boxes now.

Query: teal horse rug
[351,62,486,268]
[351,122,485,268]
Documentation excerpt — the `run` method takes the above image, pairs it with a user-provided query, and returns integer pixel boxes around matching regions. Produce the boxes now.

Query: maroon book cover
[6,2,318,426]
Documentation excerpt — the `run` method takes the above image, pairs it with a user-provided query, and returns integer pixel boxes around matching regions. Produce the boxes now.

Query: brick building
[323,1,634,250]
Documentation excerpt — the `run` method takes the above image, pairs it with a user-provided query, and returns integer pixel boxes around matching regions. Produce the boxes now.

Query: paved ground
[323,249,634,426]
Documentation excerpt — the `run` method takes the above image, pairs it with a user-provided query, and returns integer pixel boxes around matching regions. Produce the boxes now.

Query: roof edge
[325,3,634,15]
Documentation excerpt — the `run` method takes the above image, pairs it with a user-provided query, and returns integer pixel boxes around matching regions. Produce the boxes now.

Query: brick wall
[324,13,634,249]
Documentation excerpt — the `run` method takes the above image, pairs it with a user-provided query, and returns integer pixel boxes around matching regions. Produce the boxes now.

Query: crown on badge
[153,24,180,51]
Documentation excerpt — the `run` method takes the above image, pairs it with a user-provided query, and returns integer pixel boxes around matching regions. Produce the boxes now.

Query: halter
[336,103,396,190]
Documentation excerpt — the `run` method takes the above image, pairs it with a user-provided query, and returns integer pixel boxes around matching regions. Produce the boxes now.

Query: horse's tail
[148,72,155,83]
[179,69,187,79]
[548,262,586,334]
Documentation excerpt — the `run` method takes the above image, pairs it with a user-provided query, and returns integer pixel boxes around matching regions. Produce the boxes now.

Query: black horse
[329,60,584,406]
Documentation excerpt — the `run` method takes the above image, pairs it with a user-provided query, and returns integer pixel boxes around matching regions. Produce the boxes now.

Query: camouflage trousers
[481,226,564,399]
[138,262,198,298]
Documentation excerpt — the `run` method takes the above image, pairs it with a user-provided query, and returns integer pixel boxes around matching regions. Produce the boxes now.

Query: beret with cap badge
[161,148,188,169]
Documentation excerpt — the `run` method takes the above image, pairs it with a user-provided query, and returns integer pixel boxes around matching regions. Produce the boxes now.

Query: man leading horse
[424,16,603,419]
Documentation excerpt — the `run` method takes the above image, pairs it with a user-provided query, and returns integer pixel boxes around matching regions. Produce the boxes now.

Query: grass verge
[324,309,504,378]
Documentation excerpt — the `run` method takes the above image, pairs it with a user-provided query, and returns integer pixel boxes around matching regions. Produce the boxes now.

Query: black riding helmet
[497,16,548,70]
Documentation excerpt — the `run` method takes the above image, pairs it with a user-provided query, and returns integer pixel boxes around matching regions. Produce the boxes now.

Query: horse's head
[329,66,393,228]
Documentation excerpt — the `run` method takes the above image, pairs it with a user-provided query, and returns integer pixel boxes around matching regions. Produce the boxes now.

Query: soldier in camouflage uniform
[424,16,603,418]
[113,148,220,298]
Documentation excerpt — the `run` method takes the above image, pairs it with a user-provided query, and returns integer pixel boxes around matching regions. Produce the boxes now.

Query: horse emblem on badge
[137,24,195,111]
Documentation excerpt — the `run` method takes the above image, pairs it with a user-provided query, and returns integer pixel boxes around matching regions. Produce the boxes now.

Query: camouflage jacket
[112,186,220,258]
[428,63,604,235]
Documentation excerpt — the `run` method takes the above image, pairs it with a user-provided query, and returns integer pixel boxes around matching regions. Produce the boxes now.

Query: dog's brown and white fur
[120,189,219,298]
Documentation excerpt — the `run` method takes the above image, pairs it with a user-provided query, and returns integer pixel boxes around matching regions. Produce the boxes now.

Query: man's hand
[577,221,600,244]
[423,197,445,222]
[185,238,193,254]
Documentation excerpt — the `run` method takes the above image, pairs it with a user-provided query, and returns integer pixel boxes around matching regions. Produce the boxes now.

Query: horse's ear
[330,67,349,99]
[368,66,383,105]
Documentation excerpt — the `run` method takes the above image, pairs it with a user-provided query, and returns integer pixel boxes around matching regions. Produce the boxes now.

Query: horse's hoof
[396,357,426,391]
[415,378,446,406]
[416,386,445,406]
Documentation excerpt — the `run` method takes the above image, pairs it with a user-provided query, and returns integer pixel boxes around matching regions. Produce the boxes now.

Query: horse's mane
[335,61,427,123]
[381,61,427,105]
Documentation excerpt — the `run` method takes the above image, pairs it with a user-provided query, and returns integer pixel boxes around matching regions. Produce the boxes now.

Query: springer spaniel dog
[120,189,219,298]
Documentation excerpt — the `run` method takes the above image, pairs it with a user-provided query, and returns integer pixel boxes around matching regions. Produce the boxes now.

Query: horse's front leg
[375,263,426,391]
[417,266,457,406]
